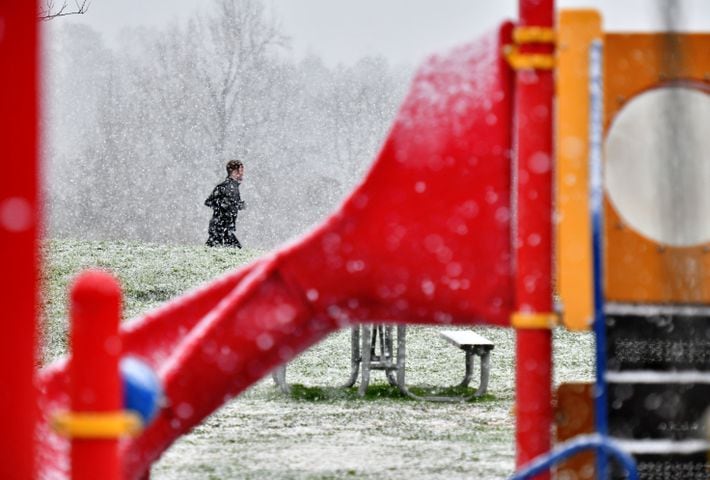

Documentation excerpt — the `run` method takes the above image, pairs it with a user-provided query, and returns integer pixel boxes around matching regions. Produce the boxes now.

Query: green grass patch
[40,238,261,363]
[287,383,496,403]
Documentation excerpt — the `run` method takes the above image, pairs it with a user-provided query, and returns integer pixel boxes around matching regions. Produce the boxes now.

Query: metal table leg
[476,350,491,396]
[384,325,398,387]
[272,365,290,394]
[357,324,401,396]
[358,324,373,396]
[459,349,475,388]
[341,326,361,388]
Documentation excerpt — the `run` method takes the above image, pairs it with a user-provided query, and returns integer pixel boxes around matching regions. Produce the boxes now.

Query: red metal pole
[514,0,555,476]
[0,2,39,479]
[70,270,123,480]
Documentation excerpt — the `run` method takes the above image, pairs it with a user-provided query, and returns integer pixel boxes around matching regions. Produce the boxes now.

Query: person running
[205,160,246,248]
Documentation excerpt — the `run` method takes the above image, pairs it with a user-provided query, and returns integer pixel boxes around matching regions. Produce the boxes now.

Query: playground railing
[509,434,639,480]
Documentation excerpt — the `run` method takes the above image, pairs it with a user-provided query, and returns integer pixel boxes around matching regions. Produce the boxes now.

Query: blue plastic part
[588,40,609,477]
[121,356,163,425]
[508,434,638,480]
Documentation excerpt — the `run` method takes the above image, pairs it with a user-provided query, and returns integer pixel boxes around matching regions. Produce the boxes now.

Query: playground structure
[1,1,709,479]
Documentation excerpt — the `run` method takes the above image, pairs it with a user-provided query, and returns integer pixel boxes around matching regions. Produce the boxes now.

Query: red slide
[37,22,515,479]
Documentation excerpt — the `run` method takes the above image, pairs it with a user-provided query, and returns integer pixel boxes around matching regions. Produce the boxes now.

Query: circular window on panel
[604,86,710,247]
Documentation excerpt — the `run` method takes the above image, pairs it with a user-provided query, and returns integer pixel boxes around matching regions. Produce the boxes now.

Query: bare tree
[39,0,90,21]
[191,0,287,157]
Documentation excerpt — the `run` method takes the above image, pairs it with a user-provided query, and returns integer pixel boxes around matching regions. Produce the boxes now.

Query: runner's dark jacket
[205,177,245,247]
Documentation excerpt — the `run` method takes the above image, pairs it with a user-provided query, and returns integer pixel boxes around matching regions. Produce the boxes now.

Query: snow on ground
[42,239,594,479]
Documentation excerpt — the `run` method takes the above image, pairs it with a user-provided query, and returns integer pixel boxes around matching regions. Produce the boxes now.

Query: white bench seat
[439,330,494,350]
[438,330,494,396]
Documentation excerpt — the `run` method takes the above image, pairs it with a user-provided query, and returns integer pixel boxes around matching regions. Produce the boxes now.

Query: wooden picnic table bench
[273,326,494,402]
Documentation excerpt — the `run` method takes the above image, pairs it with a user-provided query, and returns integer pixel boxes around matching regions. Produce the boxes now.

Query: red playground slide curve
[38,22,515,479]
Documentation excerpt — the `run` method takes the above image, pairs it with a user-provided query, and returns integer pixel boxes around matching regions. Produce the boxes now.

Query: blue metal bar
[588,40,609,479]
[508,434,638,480]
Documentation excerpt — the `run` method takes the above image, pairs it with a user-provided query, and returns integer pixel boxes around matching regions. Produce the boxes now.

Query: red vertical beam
[514,0,555,476]
[0,2,39,479]
[70,270,123,480]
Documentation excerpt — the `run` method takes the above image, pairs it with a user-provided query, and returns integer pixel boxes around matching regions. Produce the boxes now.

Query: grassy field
[41,239,594,479]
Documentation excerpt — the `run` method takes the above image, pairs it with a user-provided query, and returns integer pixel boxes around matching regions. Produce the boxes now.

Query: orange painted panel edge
[556,10,602,330]
[554,382,595,479]
[604,33,710,303]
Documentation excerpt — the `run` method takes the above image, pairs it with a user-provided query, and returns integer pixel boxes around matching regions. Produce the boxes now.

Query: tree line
[43,0,410,248]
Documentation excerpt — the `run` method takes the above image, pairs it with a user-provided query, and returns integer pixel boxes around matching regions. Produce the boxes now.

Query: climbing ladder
[604,304,710,479]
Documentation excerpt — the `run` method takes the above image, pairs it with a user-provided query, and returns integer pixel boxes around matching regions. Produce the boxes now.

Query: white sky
[56,0,710,66]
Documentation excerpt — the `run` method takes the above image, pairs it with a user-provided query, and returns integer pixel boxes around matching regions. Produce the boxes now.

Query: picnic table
[272,325,494,402]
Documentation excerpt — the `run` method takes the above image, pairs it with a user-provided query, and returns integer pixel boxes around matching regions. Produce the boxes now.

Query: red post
[514,0,555,476]
[70,270,123,480]
[0,1,40,479]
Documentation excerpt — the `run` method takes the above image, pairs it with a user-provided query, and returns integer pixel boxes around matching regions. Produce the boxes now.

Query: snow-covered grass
[41,238,595,479]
